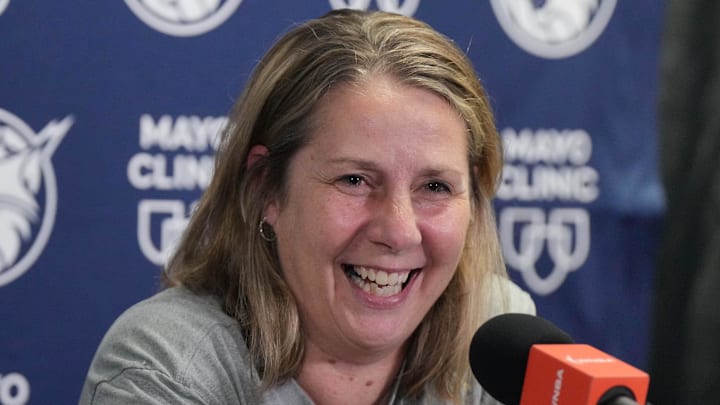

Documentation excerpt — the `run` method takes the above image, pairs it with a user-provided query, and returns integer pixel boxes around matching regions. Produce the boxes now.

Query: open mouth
[342,264,419,297]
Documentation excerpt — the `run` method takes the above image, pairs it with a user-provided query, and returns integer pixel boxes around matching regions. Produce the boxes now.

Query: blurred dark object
[648,0,720,404]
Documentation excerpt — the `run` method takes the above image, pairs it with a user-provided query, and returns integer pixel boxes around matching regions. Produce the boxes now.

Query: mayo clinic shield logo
[125,0,243,37]
[137,199,191,266]
[329,0,420,16]
[500,207,590,295]
[0,109,72,287]
[490,0,617,59]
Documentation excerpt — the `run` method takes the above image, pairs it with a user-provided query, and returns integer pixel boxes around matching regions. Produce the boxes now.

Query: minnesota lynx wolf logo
[490,0,617,59]
[329,0,420,16]
[0,109,72,287]
[125,0,243,37]
[500,207,590,295]
[0,0,10,15]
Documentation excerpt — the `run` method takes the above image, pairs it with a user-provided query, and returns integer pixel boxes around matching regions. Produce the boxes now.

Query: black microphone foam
[469,313,573,405]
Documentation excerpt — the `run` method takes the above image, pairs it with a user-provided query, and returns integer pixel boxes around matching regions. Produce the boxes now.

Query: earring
[259,217,276,242]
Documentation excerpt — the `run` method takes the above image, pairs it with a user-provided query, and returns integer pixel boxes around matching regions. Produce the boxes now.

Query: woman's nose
[367,193,422,252]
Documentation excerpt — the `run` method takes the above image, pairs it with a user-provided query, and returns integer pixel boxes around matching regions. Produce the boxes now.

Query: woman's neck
[296,340,405,405]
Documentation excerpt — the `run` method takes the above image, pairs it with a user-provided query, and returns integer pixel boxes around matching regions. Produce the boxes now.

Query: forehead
[304,76,468,159]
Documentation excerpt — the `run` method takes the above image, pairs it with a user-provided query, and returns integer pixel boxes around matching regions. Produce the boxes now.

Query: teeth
[352,276,402,297]
[345,265,413,297]
[353,266,409,286]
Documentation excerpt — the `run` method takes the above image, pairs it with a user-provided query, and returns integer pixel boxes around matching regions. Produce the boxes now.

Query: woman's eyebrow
[323,157,380,170]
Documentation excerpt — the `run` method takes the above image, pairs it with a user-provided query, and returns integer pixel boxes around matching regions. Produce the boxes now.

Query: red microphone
[469,313,650,405]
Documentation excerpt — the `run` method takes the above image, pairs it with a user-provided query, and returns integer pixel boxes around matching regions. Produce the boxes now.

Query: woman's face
[264,75,472,361]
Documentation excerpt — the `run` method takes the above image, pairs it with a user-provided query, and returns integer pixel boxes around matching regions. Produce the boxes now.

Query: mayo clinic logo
[137,199,191,266]
[497,127,598,295]
[0,109,72,287]
[500,207,590,296]
[127,114,222,265]
[490,0,617,59]
[125,0,243,37]
[329,0,420,16]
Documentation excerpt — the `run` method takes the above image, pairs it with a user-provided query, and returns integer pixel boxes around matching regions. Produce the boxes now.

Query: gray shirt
[79,280,535,405]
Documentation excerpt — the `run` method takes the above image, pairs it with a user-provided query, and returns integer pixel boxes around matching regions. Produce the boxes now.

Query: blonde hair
[165,9,506,402]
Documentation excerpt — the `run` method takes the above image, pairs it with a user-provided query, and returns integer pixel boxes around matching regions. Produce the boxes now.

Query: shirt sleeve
[86,367,213,405]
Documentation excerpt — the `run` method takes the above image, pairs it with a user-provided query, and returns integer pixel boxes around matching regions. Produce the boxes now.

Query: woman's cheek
[423,204,471,258]
[313,194,368,243]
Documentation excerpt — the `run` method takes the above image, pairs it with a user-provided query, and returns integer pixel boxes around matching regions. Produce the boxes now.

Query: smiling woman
[263,77,475,401]
[79,9,535,405]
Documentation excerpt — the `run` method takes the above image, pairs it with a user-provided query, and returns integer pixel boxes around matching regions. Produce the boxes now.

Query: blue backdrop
[0,1,665,403]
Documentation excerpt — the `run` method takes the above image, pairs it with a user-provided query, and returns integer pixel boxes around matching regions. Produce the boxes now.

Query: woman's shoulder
[485,274,536,318]
[104,286,244,362]
[79,287,254,404]
[114,286,236,334]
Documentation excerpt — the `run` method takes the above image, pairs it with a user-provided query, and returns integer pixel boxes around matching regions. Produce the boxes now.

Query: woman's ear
[264,199,280,228]
[247,144,280,226]
[246,144,269,169]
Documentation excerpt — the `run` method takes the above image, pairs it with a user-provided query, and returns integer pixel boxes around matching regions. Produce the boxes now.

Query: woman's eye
[335,174,370,195]
[341,174,364,187]
[426,181,450,193]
